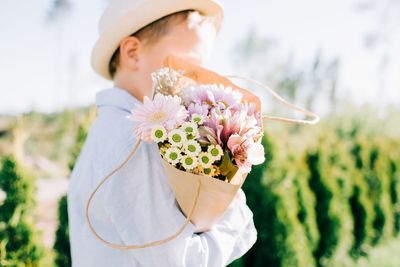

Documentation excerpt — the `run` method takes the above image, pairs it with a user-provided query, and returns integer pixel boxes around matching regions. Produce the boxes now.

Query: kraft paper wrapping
[161,157,247,232]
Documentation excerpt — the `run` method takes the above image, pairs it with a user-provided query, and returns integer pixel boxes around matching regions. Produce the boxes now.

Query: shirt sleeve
[100,138,257,267]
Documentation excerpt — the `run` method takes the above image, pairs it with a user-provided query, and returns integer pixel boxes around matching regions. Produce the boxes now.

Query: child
[68,0,257,266]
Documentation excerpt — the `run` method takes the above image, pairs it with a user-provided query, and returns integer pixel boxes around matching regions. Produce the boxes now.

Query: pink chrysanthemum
[187,102,209,117]
[182,84,242,111]
[128,93,188,143]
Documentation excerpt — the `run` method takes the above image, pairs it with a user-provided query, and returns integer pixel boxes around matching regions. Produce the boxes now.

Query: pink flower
[203,108,263,145]
[243,102,262,129]
[187,102,209,117]
[227,134,265,173]
[182,84,242,111]
[128,93,188,143]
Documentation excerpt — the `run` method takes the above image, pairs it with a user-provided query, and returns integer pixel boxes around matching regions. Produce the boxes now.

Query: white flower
[168,129,187,147]
[191,114,205,125]
[181,155,198,170]
[165,147,182,165]
[180,122,199,137]
[207,144,223,161]
[151,125,167,143]
[198,152,214,168]
[247,142,265,165]
[183,140,201,156]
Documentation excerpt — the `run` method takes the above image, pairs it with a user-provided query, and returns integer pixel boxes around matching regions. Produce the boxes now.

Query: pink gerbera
[181,84,242,111]
[128,93,188,143]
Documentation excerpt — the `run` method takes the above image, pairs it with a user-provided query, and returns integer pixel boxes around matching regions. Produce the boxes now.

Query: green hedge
[229,122,400,267]
[0,156,44,266]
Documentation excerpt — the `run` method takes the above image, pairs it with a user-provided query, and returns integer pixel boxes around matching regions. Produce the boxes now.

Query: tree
[0,156,44,266]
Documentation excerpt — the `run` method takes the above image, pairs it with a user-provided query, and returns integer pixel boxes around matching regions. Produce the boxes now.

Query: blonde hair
[108,10,216,78]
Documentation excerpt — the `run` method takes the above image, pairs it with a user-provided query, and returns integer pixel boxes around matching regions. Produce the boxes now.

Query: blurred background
[0,0,399,266]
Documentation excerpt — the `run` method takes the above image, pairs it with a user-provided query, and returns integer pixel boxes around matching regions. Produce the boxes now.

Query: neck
[113,72,151,103]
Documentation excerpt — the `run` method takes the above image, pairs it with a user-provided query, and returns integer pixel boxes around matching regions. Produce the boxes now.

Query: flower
[207,144,223,161]
[191,113,205,125]
[183,140,201,156]
[182,84,242,111]
[227,134,265,173]
[247,142,265,165]
[180,122,199,137]
[204,108,262,145]
[128,93,188,143]
[181,155,198,170]
[168,129,187,147]
[203,165,220,177]
[198,152,214,168]
[187,103,209,117]
[164,147,182,165]
[151,125,167,143]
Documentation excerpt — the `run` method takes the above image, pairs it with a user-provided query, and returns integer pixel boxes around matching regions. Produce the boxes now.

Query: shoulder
[84,107,141,171]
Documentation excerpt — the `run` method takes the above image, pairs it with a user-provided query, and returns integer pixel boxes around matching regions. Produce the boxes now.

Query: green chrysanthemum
[150,125,167,143]
[198,152,214,168]
[164,147,182,165]
[191,114,205,125]
[180,122,199,137]
[168,129,187,147]
[181,155,198,170]
[183,140,201,156]
[207,144,223,161]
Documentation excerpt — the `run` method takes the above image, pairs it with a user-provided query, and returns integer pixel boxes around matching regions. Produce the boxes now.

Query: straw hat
[91,0,224,80]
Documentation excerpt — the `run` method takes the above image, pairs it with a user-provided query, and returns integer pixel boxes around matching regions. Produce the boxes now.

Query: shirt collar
[95,87,141,113]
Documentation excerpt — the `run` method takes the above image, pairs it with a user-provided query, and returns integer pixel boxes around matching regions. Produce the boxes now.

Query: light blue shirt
[68,87,257,267]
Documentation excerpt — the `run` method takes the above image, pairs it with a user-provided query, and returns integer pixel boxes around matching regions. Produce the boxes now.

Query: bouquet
[124,56,266,232]
[128,68,266,183]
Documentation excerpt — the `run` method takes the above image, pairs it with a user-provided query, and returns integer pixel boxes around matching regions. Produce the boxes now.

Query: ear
[119,36,141,72]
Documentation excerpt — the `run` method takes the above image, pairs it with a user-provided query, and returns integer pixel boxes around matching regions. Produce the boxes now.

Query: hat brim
[91,0,224,80]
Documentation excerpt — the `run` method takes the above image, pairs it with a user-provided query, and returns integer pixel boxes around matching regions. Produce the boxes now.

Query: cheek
[141,47,166,70]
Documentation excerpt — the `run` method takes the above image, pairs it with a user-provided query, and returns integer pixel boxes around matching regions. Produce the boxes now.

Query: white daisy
[150,125,167,143]
[191,113,205,125]
[198,152,214,168]
[181,155,198,170]
[207,144,224,161]
[164,147,182,165]
[180,122,199,137]
[168,129,187,147]
[183,140,201,156]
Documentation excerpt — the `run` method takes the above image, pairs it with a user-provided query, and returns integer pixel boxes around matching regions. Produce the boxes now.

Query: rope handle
[224,75,320,125]
[85,139,202,250]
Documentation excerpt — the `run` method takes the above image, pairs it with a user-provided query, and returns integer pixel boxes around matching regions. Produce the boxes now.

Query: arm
[196,188,257,266]
[101,140,257,267]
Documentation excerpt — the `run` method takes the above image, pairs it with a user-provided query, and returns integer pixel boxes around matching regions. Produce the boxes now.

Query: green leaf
[219,152,238,182]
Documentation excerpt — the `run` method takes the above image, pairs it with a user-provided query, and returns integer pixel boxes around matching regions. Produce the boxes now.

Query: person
[67,0,257,266]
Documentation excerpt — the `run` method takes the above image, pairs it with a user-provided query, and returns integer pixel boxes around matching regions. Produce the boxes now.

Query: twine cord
[225,75,320,125]
[85,138,202,250]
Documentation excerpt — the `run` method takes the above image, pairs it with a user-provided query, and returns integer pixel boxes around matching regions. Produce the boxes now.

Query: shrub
[0,156,44,266]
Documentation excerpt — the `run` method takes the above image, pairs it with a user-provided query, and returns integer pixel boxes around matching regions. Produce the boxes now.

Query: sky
[0,0,399,114]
